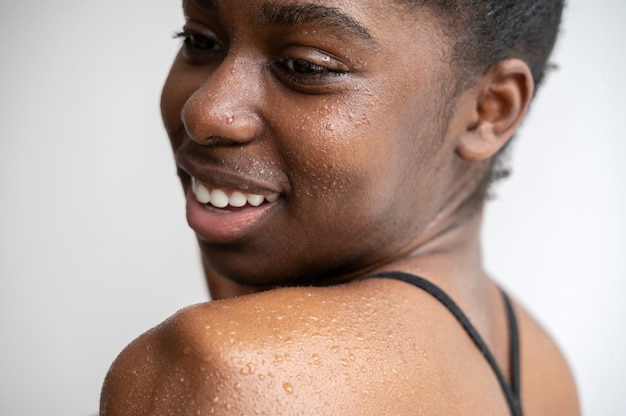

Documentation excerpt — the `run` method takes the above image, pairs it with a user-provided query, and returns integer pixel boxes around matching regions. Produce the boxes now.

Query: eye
[272,48,350,92]
[174,29,222,59]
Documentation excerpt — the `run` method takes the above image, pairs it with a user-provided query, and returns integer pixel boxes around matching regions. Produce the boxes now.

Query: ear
[456,59,534,161]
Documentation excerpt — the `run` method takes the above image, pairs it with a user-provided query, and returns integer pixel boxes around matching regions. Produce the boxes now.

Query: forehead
[191,0,376,30]
[184,0,443,44]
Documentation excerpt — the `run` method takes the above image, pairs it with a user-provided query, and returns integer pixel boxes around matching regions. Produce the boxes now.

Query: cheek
[308,84,453,224]
[276,95,402,220]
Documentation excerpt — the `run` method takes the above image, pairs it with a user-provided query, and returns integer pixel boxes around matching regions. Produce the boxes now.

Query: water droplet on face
[248,363,256,374]
[282,383,294,395]
[226,115,234,124]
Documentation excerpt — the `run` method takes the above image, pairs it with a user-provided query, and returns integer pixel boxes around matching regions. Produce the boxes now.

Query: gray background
[1,1,624,414]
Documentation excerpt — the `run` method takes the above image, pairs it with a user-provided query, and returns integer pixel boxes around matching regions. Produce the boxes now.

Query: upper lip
[175,149,286,195]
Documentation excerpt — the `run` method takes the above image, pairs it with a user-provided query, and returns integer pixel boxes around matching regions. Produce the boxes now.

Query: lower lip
[185,189,277,244]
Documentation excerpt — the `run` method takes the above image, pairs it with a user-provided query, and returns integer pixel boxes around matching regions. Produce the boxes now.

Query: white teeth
[195,182,211,204]
[192,177,278,208]
[209,189,229,208]
[247,194,264,207]
[265,193,279,203]
[229,191,247,208]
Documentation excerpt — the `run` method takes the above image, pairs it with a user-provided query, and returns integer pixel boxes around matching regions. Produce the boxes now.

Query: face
[162,0,470,287]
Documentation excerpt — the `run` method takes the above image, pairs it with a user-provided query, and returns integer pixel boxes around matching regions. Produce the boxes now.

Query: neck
[203,212,488,301]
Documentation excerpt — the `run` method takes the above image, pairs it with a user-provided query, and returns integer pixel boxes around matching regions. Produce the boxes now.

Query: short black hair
[424,0,564,90]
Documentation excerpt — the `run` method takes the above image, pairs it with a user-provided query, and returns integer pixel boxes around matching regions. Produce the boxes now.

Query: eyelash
[272,57,347,84]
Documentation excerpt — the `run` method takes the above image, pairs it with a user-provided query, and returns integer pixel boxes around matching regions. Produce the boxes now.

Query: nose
[182,59,263,146]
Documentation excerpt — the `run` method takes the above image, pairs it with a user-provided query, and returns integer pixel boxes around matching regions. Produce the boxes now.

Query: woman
[101,0,580,414]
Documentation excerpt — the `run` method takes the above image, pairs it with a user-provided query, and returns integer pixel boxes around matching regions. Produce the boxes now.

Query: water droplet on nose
[283,383,294,395]
[226,115,234,124]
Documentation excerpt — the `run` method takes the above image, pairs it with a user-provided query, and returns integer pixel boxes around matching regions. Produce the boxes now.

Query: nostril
[183,107,263,146]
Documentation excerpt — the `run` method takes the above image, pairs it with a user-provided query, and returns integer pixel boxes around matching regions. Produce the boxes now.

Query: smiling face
[161,0,478,287]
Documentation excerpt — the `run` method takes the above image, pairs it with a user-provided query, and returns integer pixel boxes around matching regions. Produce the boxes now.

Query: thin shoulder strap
[367,271,522,416]
[501,290,522,413]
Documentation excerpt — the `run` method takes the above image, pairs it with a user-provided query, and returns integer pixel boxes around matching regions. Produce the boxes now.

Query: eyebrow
[255,2,375,44]
[190,0,216,10]
[188,0,377,47]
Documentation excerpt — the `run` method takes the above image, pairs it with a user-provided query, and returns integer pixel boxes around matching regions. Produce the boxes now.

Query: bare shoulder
[514,302,581,415]
[102,280,543,415]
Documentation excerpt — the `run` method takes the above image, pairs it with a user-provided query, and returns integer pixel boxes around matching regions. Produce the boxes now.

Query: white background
[0,1,623,414]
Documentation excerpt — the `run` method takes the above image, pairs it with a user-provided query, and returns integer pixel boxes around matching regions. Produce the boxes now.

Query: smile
[191,176,280,210]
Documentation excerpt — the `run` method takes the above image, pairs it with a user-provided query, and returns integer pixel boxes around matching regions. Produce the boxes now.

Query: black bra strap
[501,290,522,414]
[367,271,522,416]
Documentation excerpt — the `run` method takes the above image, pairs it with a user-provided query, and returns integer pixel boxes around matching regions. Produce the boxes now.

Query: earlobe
[456,59,534,161]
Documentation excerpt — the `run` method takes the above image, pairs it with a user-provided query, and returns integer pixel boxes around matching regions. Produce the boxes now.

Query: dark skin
[100,0,580,414]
